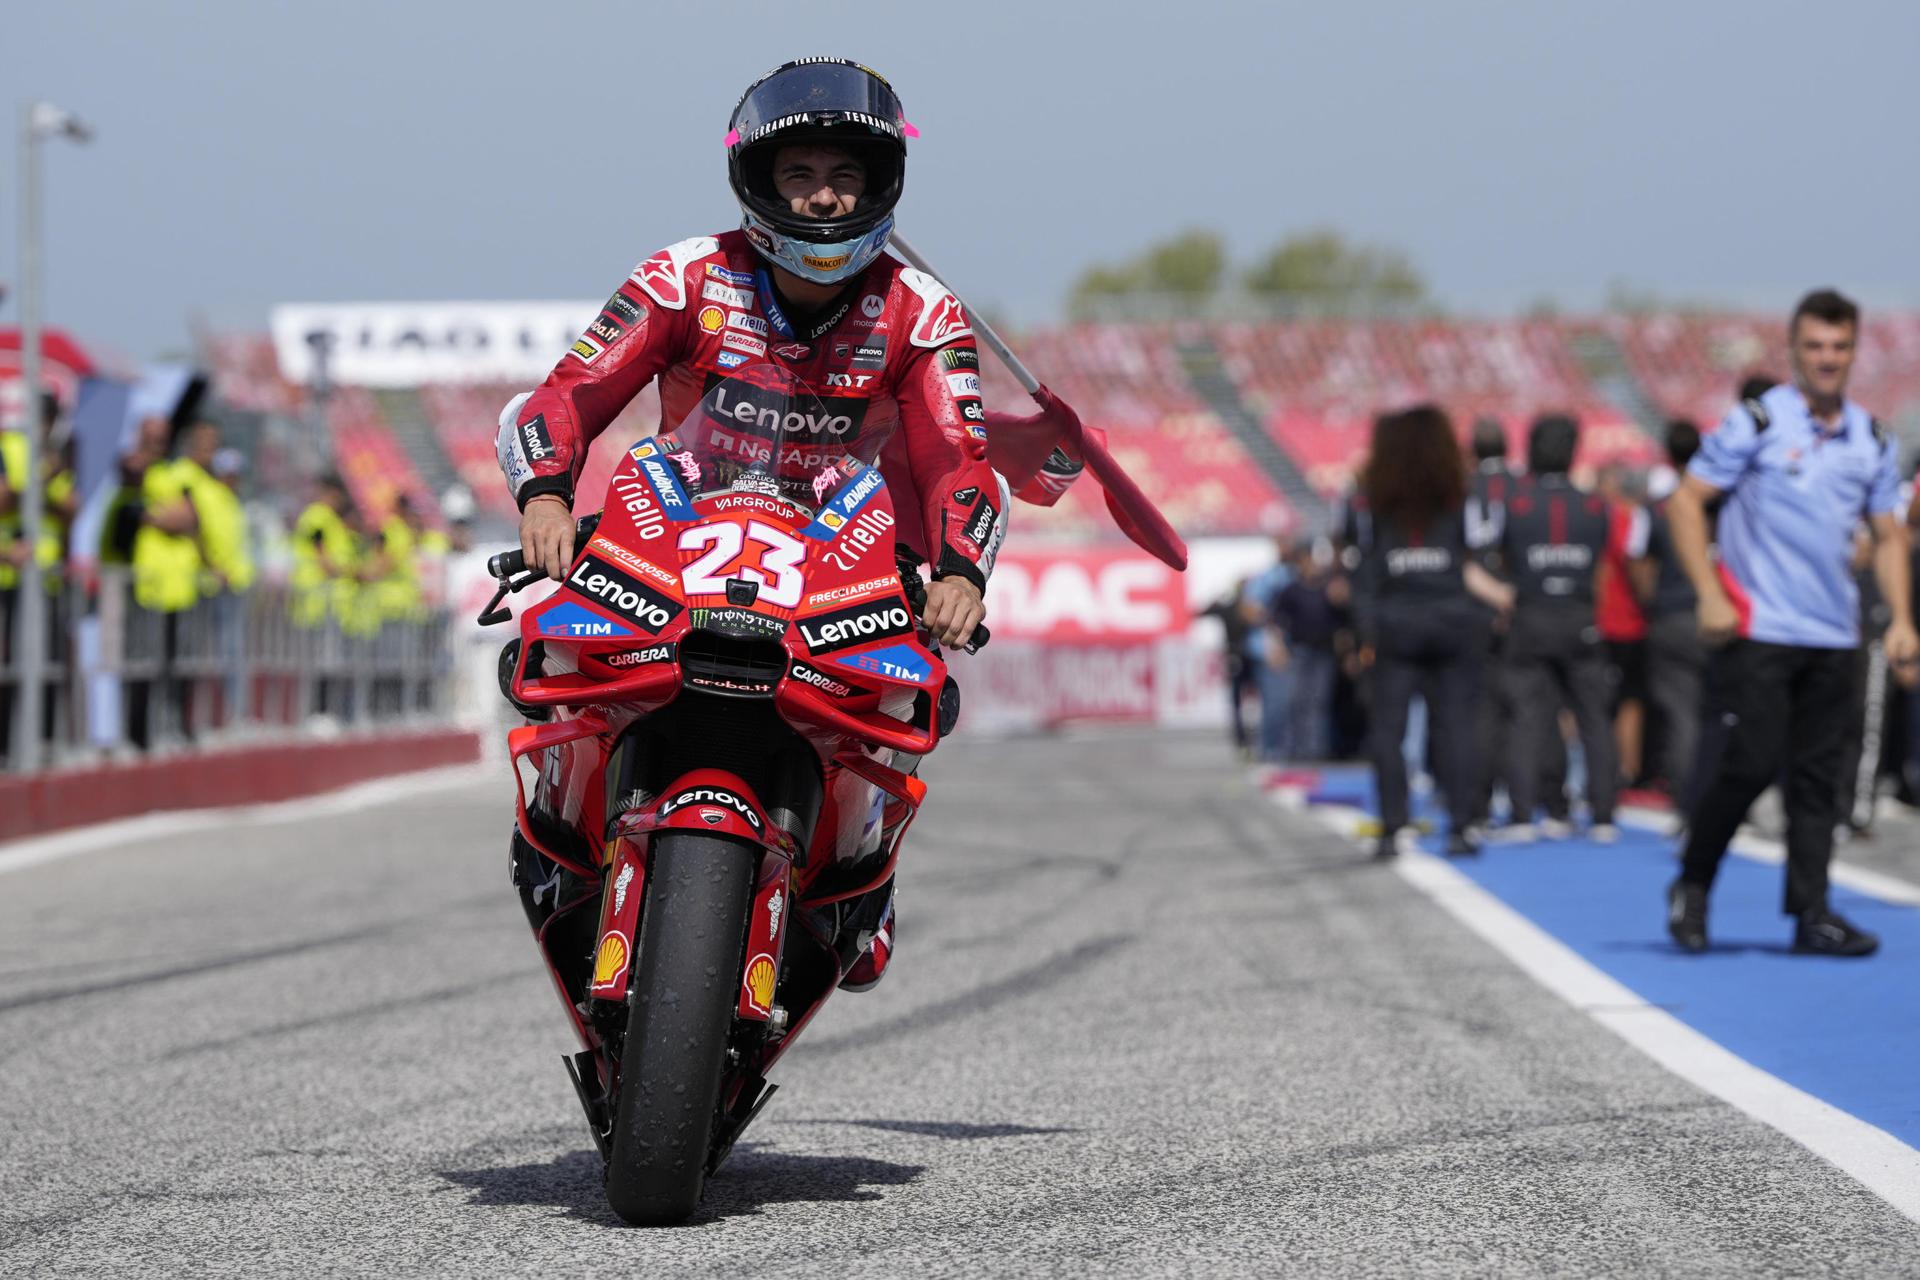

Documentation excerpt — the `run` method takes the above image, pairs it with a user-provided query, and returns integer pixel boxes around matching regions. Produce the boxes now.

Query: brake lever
[477,569,550,627]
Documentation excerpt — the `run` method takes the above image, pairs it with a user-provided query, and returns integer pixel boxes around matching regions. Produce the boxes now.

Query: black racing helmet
[726,58,911,285]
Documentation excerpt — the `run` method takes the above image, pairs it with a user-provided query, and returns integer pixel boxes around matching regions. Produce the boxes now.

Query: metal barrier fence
[0,568,455,770]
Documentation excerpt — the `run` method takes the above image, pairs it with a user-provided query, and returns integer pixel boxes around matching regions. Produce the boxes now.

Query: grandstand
[207,311,1920,540]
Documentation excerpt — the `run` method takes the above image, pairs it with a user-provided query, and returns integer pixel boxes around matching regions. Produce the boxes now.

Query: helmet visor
[730,60,905,149]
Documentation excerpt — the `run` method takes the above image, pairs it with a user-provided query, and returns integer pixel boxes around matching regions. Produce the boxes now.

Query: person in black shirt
[1635,418,1705,805]
[1489,413,1620,841]
[1352,406,1513,859]
[1273,538,1341,760]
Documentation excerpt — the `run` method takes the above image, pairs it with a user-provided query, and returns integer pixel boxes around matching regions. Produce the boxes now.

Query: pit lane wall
[0,727,481,844]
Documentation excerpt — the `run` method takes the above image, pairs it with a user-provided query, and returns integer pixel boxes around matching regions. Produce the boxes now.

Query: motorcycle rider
[499,58,1015,993]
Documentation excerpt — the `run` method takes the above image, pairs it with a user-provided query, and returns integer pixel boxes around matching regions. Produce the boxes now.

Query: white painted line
[0,763,495,876]
[1300,795,1920,1223]
[1618,804,1920,907]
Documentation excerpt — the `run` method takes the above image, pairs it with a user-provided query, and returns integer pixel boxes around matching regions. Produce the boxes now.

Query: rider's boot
[838,878,895,993]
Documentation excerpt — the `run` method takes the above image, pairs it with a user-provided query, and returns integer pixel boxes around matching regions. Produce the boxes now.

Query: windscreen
[659,365,893,516]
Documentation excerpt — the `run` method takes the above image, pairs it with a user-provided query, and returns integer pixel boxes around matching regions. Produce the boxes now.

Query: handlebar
[481,513,988,651]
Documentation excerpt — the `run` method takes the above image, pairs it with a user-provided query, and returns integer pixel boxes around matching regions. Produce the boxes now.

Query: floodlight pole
[12,102,91,772]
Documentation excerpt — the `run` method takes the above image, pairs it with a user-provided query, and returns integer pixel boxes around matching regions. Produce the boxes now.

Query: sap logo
[797,602,913,654]
[538,601,635,638]
[824,372,873,389]
[716,351,750,369]
[834,643,931,685]
[662,786,763,832]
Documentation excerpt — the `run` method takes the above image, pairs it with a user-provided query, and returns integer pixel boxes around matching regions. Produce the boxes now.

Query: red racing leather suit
[497,230,1006,592]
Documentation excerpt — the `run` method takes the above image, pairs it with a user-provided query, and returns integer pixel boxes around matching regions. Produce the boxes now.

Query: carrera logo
[797,600,914,654]
[604,644,674,668]
[721,330,767,357]
[567,556,684,633]
[661,786,763,832]
[789,661,855,698]
[519,415,553,462]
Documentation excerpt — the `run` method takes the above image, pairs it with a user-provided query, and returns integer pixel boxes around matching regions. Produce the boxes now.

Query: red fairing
[501,232,1001,593]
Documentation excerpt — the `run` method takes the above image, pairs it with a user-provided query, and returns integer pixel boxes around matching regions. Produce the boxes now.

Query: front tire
[605,831,756,1226]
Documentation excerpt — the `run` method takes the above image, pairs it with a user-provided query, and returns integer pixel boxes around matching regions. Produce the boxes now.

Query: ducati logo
[700,810,725,826]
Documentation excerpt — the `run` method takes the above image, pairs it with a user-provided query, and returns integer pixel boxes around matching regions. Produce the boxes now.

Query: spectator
[1201,578,1260,758]
[1665,289,1918,958]
[1244,536,1296,762]
[189,439,255,722]
[1595,462,1650,790]
[1272,538,1341,760]
[1488,414,1620,841]
[1350,405,1512,859]
[1634,419,1707,808]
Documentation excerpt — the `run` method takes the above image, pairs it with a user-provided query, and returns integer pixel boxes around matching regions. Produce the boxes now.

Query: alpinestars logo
[796,601,914,654]
[567,556,685,634]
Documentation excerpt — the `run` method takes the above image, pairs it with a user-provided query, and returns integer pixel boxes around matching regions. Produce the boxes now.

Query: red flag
[985,385,1187,571]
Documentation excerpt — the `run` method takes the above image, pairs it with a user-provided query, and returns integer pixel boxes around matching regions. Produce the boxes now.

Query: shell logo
[593,933,629,986]
[743,953,777,1014]
[699,306,726,334]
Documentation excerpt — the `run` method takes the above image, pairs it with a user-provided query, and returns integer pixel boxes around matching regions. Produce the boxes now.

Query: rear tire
[605,831,756,1226]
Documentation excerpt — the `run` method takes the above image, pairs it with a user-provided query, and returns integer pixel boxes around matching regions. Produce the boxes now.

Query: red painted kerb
[0,729,482,844]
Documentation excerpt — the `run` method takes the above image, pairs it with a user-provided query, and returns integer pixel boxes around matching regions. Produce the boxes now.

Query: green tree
[1242,230,1427,308]
[1140,229,1226,297]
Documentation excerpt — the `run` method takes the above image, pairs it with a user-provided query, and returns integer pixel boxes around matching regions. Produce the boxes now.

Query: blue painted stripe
[1298,764,1920,1148]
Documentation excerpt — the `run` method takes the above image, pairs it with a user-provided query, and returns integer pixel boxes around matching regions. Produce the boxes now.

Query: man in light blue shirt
[1662,289,1918,957]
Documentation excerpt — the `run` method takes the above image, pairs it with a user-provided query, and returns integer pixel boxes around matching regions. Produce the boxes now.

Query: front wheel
[605,831,756,1225]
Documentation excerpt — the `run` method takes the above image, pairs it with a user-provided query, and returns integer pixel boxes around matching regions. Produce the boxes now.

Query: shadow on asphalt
[787,1118,1079,1140]
[439,1143,926,1226]
[1600,939,1801,957]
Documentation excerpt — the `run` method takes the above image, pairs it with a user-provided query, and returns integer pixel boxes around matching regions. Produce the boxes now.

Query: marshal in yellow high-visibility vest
[189,465,255,594]
[291,479,355,629]
[374,511,423,622]
[131,458,203,614]
[0,431,28,591]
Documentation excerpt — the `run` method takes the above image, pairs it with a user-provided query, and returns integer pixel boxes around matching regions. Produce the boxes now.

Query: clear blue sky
[8,0,1919,361]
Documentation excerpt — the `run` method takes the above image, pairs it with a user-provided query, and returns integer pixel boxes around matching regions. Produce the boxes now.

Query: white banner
[270,301,602,388]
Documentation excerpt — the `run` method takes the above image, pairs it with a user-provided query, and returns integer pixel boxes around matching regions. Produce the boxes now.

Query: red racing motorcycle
[478,365,982,1225]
